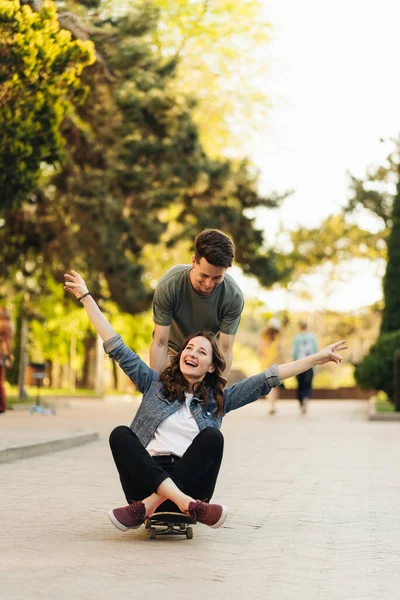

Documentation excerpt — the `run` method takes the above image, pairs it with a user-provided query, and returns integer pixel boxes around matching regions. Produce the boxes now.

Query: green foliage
[5,385,103,405]
[103,302,153,353]
[0,0,95,209]
[381,165,400,333]
[28,275,153,371]
[286,140,399,283]
[355,330,400,401]
[375,391,395,413]
[0,0,296,386]
[150,0,272,155]
[345,138,400,228]
[45,3,213,312]
[344,137,400,390]
[29,276,90,366]
[164,159,290,287]
[284,214,386,282]
[1,1,290,320]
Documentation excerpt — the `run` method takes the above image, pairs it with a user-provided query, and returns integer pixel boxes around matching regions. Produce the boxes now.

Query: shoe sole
[210,504,228,529]
[107,509,142,532]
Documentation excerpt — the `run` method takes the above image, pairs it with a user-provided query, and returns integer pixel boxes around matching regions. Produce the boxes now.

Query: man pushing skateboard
[150,229,244,380]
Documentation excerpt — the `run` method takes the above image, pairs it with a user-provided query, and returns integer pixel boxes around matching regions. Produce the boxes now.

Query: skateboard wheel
[186,527,193,539]
[144,519,151,529]
[149,527,157,540]
[179,523,186,531]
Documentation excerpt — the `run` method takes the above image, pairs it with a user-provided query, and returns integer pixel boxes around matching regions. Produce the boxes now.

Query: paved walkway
[2,398,400,599]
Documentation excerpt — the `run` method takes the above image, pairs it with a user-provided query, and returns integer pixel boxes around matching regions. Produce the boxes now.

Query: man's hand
[64,270,89,300]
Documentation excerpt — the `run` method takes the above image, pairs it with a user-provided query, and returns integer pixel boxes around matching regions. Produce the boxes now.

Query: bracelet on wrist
[78,291,91,302]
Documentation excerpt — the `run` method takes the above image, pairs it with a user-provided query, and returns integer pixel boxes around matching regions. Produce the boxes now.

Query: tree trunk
[78,333,97,389]
[112,358,118,391]
[18,316,28,400]
[95,334,103,394]
[69,333,76,392]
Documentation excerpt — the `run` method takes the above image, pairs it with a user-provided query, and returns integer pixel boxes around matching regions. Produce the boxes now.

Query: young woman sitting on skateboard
[64,270,347,532]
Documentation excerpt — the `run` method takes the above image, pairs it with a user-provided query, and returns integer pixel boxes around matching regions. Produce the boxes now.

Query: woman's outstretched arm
[223,340,348,415]
[277,340,348,380]
[64,270,117,342]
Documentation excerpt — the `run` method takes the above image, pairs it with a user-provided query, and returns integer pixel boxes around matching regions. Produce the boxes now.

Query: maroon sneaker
[188,500,228,529]
[107,501,146,532]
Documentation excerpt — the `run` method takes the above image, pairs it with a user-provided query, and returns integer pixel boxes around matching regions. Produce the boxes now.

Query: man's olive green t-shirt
[152,265,244,352]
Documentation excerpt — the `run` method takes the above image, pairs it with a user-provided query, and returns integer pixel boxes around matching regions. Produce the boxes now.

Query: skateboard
[145,512,196,540]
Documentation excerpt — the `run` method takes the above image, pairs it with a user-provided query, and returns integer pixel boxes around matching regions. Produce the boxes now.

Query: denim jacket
[104,335,282,447]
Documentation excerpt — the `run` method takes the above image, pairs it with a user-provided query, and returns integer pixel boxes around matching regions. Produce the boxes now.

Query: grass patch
[375,391,396,413]
[5,386,103,406]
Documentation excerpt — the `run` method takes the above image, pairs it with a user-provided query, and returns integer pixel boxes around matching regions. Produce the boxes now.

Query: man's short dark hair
[194,229,235,268]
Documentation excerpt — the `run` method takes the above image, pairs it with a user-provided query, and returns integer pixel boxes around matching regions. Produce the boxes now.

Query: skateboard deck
[145,511,196,539]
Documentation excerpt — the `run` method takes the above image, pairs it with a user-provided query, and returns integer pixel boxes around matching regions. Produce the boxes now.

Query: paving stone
[1,398,400,599]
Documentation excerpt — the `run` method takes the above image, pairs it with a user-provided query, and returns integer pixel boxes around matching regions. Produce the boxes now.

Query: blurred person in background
[292,321,318,414]
[0,308,14,413]
[259,317,284,415]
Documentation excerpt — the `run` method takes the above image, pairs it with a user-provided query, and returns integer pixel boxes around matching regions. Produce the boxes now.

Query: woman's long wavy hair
[159,331,226,416]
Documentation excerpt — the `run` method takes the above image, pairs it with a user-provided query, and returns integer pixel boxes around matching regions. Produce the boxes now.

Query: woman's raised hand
[64,270,89,300]
[64,270,116,341]
[315,340,348,365]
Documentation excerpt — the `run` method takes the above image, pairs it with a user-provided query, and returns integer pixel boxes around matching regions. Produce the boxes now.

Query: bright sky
[235,0,399,313]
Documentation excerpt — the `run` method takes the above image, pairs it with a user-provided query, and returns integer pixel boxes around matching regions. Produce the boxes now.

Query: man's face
[190,257,227,296]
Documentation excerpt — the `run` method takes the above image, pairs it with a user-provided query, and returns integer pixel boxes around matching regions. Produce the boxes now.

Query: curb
[367,396,400,421]
[0,431,100,464]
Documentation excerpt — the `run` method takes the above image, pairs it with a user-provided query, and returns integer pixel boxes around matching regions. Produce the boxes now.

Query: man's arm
[219,332,235,379]
[149,324,171,373]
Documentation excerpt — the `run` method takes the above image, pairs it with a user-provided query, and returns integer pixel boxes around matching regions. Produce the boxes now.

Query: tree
[345,137,400,402]
[0,0,293,390]
[355,330,400,401]
[345,139,399,230]
[0,0,95,208]
[141,0,272,157]
[1,1,289,310]
[380,162,400,334]
[170,159,291,286]
[282,214,386,284]
[344,137,400,334]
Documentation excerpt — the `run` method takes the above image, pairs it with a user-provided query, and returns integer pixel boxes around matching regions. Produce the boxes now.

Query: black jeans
[109,426,224,512]
[296,368,314,404]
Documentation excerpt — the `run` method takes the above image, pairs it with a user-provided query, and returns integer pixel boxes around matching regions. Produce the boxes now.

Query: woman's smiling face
[179,336,215,382]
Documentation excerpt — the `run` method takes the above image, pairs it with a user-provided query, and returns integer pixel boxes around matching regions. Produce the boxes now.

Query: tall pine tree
[381,161,400,334]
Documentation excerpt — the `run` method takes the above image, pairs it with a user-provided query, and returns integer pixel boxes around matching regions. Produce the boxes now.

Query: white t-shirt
[146,393,200,458]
